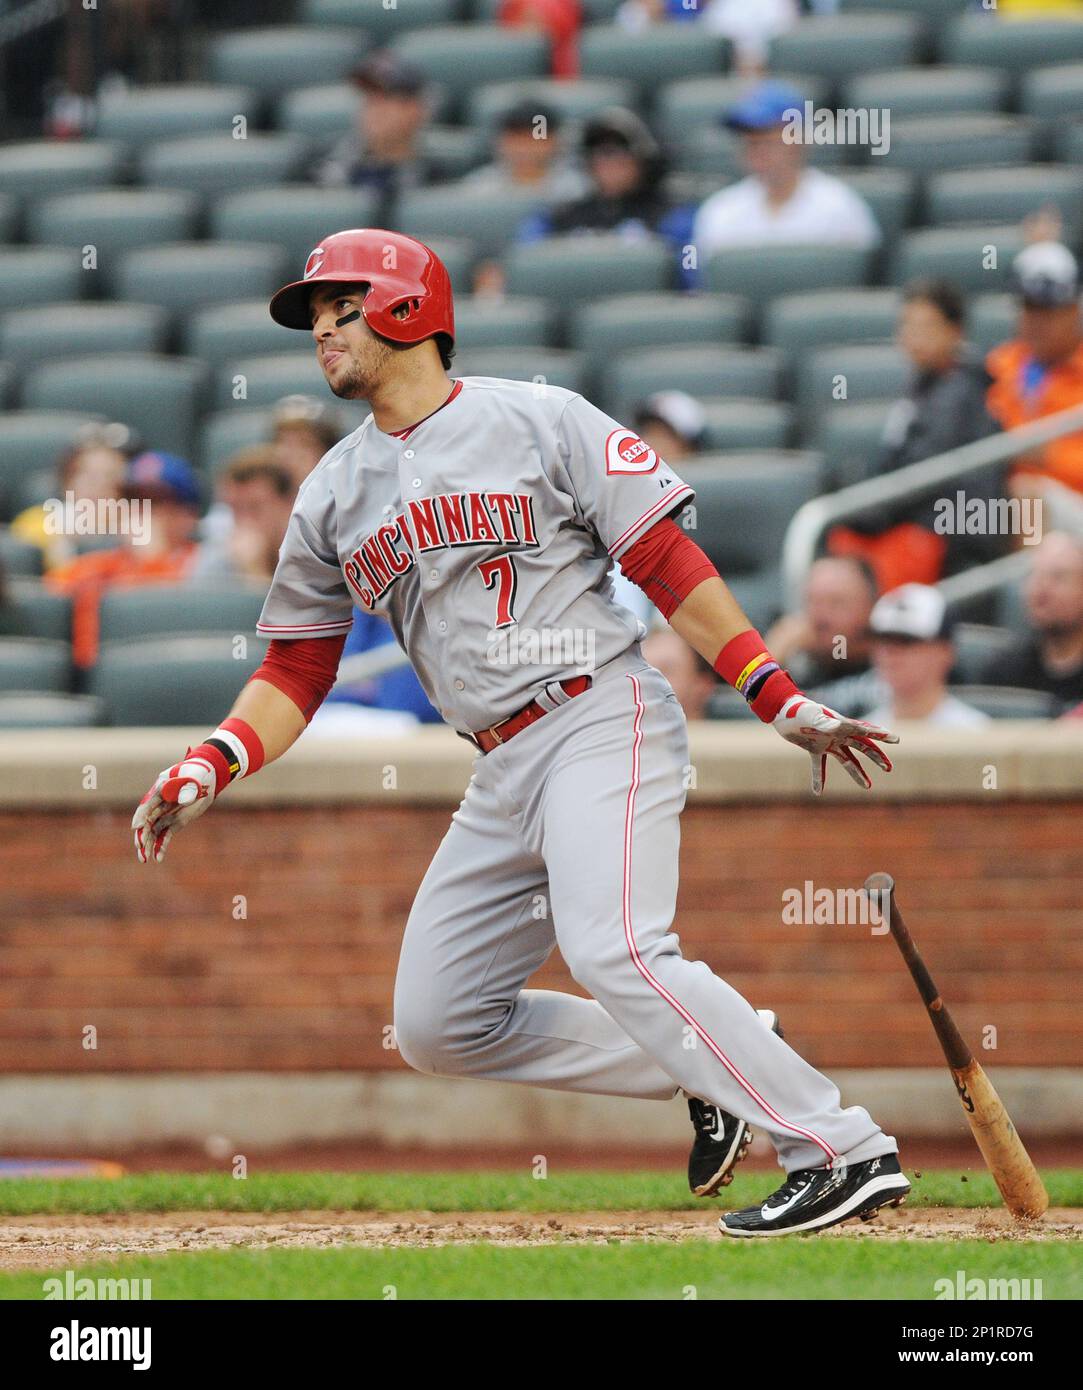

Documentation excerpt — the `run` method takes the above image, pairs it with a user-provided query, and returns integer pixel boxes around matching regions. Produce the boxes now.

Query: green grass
[0,1168,1081,1215]
[1,1239,1075,1301]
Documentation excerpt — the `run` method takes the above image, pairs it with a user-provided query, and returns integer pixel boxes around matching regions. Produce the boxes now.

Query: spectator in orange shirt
[48,452,201,669]
[987,242,1083,501]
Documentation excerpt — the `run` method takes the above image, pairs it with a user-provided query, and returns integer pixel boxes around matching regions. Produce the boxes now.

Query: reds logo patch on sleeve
[605,429,658,476]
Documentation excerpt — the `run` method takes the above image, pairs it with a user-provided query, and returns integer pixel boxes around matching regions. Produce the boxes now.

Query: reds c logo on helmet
[303,248,325,279]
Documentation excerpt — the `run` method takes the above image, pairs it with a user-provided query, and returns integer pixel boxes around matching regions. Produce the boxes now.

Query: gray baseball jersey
[257,376,694,732]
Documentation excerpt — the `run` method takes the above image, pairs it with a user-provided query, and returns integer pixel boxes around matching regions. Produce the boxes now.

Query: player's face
[310,284,393,399]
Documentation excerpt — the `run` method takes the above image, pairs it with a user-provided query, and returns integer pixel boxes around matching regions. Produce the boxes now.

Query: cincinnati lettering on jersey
[343,491,539,610]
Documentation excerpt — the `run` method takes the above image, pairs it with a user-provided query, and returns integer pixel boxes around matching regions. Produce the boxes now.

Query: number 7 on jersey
[478,556,518,629]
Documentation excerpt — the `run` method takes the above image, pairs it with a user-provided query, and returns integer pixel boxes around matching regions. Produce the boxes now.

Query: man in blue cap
[692,80,880,260]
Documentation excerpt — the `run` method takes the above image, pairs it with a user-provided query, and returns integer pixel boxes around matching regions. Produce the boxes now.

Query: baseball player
[132,230,910,1236]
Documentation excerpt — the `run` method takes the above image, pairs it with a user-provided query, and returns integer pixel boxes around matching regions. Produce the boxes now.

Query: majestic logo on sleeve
[605,429,658,475]
[343,490,538,610]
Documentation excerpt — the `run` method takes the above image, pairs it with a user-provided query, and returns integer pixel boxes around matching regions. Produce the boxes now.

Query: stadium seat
[655,73,831,145]
[453,296,558,350]
[0,583,72,642]
[276,83,359,143]
[0,249,84,314]
[0,194,16,242]
[0,692,104,728]
[968,293,1016,358]
[1021,60,1083,135]
[395,185,550,261]
[504,235,673,303]
[879,114,1035,173]
[212,353,328,410]
[209,27,370,96]
[570,293,750,380]
[304,0,458,32]
[763,289,899,366]
[28,190,200,292]
[450,348,587,395]
[96,84,255,144]
[0,305,169,376]
[844,66,1009,120]
[926,166,1083,245]
[469,77,636,130]
[579,24,731,87]
[116,243,288,316]
[21,356,208,462]
[200,407,276,476]
[183,301,300,370]
[0,638,72,692]
[421,125,490,181]
[947,685,1057,721]
[0,412,104,519]
[90,634,269,725]
[393,26,550,109]
[769,16,922,88]
[0,531,44,578]
[797,344,909,425]
[602,346,783,421]
[139,134,308,196]
[0,141,123,200]
[698,400,794,452]
[816,401,895,491]
[891,225,1025,294]
[676,128,743,180]
[839,0,969,18]
[0,362,12,409]
[1055,120,1083,166]
[98,585,267,645]
[211,188,380,274]
[943,15,1083,77]
[950,623,1020,686]
[704,245,873,309]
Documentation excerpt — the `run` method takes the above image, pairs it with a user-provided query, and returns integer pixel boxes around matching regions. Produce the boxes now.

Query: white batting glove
[772,693,898,796]
[131,755,219,864]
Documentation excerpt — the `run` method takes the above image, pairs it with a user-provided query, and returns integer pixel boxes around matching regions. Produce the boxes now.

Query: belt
[469,675,592,753]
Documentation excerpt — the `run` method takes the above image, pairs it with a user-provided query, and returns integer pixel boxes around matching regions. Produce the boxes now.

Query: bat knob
[863,871,895,895]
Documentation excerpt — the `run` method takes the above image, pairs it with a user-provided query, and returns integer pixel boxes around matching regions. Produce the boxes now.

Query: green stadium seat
[139,134,308,196]
[603,346,783,421]
[817,401,895,491]
[394,185,549,261]
[844,65,1009,120]
[0,141,123,199]
[0,305,169,376]
[98,585,267,644]
[451,348,587,395]
[212,353,328,410]
[947,685,1056,721]
[28,190,200,292]
[200,407,276,475]
[570,293,749,380]
[0,638,71,693]
[505,235,673,303]
[183,301,300,370]
[797,344,909,425]
[1054,120,1083,165]
[410,236,475,296]
[209,27,370,96]
[968,293,1016,358]
[421,125,490,181]
[656,73,831,145]
[769,16,922,87]
[276,83,358,143]
[840,0,969,19]
[698,400,794,452]
[0,531,44,579]
[469,77,636,130]
[0,412,105,518]
[891,225,1025,293]
[0,582,72,642]
[835,171,916,259]
[579,25,731,87]
[0,194,17,242]
[0,363,12,409]
[21,356,208,461]
[926,166,1083,245]
[304,0,457,32]
[943,15,1083,76]
[96,84,255,144]
[393,26,550,108]
[704,245,873,309]
[211,188,380,274]
[763,289,899,366]
[0,692,104,728]
[90,634,269,725]
[675,128,743,180]
[453,296,558,350]
[1022,61,1083,122]
[116,243,288,316]
[879,114,1035,173]
[0,249,84,313]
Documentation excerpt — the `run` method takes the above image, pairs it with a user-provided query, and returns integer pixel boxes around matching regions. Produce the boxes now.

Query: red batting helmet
[268,228,454,349]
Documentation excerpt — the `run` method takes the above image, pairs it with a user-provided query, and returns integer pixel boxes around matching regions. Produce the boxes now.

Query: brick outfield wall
[1,800,1081,1073]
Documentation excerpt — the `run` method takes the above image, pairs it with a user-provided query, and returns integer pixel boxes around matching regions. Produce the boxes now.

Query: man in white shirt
[693,80,881,258]
[864,585,990,730]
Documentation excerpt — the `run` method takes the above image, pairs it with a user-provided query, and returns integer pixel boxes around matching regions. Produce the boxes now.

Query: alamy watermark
[486,626,596,675]
[42,492,151,545]
[782,102,890,157]
[933,493,1043,546]
[782,880,890,934]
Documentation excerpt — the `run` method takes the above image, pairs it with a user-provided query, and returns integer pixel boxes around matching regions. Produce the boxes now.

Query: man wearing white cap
[633,391,706,466]
[864,585,989,730]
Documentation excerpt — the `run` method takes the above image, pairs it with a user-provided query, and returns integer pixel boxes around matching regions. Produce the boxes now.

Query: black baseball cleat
[719,1152,911,1237]
[687,1009,783,1197]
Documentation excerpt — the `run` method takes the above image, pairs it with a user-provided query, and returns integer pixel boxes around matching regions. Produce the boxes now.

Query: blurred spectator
[616,0,798,73]
[633,391,706,466]
[47,452,201,669]
[271,395,344,490]
[642,626,720,719]
[828,279,1003,591]
[766,555,878,688]
[316,52,436,221]
[498,0,582,78]
[692,81,880,259]
[190,447,294,586]
[10,423,137,572]
[462,100,587,201]
[312,609,441,733]
[987,243,1083,507]
[977,531,1083,712]
[864,585,989,729]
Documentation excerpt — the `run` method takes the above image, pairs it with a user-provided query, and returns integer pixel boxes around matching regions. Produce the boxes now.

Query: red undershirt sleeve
[251,634,348,724]
[617,517,719,619]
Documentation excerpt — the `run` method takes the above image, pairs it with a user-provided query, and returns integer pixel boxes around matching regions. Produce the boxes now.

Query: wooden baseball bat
[863,872,1049,1221]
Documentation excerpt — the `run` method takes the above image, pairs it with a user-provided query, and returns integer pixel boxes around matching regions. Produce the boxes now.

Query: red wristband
[221,717,265,776]
[713,630,799,723]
